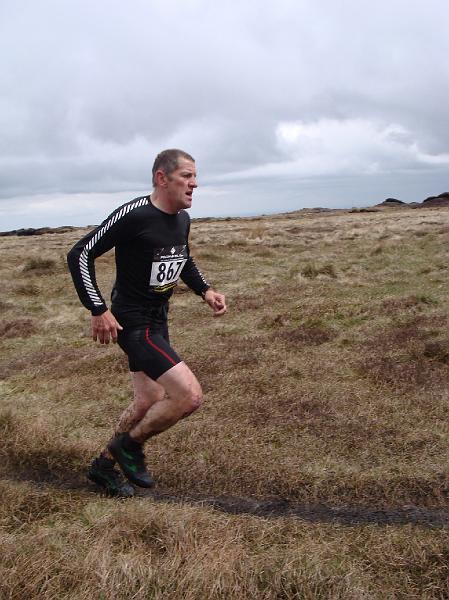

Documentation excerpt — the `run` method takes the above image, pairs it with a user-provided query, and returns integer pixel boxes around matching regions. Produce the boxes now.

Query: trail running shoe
[108,433,155,488]
[87,456,135,498]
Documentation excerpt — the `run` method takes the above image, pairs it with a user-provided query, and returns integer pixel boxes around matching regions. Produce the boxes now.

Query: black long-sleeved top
[67,195,209,327]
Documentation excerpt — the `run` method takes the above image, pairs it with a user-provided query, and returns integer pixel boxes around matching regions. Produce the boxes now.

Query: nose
[189,177,197,189]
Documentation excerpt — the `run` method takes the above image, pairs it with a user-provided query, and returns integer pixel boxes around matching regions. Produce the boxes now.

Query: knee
[189,388,203,412]
[180,384,203,418]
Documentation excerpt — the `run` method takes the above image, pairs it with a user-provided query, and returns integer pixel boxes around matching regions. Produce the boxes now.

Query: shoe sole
[87,471,135,498]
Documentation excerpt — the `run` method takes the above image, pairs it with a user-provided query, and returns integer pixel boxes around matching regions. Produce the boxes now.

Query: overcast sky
[1,0,448,229]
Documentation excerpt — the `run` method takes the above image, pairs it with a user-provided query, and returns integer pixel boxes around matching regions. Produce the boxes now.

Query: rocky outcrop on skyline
[377,192,449,208]
[0,225,78,237]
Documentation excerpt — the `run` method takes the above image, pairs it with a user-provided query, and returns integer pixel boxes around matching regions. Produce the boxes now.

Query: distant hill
[377,192,449,209]
[1,191,449,236]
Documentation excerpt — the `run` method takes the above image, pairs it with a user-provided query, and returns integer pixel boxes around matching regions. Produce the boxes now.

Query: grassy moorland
[1,205,449,599]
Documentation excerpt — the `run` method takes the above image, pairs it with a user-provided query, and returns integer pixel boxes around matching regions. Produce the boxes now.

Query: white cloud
[276,119,449,173]
[212,119,449,182]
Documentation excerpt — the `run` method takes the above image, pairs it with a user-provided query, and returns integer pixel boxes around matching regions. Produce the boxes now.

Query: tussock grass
[22,257,57,273]
[301,263,337,279]
[0,318,38,338]
[2,208,449,597]
[15,283,40,296]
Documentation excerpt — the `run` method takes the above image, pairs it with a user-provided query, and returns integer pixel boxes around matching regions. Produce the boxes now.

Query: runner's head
[152,149,197,212]
[152,149,195,187]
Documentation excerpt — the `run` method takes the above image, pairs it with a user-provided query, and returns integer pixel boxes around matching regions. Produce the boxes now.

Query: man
[67,149,226,497]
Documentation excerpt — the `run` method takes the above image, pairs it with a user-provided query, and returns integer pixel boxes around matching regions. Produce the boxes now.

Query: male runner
[67,149,226,497]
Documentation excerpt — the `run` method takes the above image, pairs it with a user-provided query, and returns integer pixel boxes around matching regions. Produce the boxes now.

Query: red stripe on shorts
[145,327,177,366]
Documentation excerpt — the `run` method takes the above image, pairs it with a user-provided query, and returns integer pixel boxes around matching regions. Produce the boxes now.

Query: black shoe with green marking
[87,456,135,498]
[108,433,154,488]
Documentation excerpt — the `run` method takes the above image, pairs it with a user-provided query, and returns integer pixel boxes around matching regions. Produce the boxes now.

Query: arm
[67,228,111,317]
[179,214,211,297]
[67,226,124,343]
[180,257,227,316]
[179,214,226,316]
[180,255,210,297]
[67,199,143,342]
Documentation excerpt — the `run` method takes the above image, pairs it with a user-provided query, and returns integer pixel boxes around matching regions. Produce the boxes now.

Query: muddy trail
[4,466,449,528]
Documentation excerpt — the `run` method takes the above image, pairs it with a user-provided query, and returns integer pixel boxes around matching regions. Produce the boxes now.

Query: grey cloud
[1,0,448,228]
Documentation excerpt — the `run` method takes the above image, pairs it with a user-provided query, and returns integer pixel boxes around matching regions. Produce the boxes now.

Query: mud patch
[5,467,449,529]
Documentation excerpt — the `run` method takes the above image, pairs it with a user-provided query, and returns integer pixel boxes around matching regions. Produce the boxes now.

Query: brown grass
[0,318,38,338]
[2,207,449,598]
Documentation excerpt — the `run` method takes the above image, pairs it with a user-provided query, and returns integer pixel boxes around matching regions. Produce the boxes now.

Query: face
[163,158,197,211]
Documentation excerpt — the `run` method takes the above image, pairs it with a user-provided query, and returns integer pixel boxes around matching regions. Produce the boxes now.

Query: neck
[151,190,178,214]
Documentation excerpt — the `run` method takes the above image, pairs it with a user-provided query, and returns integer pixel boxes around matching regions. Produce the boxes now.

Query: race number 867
[150,259,187,286]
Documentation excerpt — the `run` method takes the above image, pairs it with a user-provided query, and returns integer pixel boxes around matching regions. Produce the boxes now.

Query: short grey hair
[152,149,195,187]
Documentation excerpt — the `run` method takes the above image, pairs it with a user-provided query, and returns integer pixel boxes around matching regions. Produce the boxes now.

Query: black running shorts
[117,319,181,381]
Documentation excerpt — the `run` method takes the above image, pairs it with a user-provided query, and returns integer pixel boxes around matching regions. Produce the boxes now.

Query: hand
[204,289,227,317]
[91,309,123,344]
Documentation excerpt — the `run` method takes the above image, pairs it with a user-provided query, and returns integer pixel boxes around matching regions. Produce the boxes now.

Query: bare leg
[115,373,165,434]
[100,371,165,459]
[129,362,203,443]
[101,362,201,456]
[103,362,202,487]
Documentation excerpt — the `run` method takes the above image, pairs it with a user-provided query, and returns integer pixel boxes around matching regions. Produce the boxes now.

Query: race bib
[150,245,187,288]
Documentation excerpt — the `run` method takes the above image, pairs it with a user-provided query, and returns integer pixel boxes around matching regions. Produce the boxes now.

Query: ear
[155,169,168,188]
